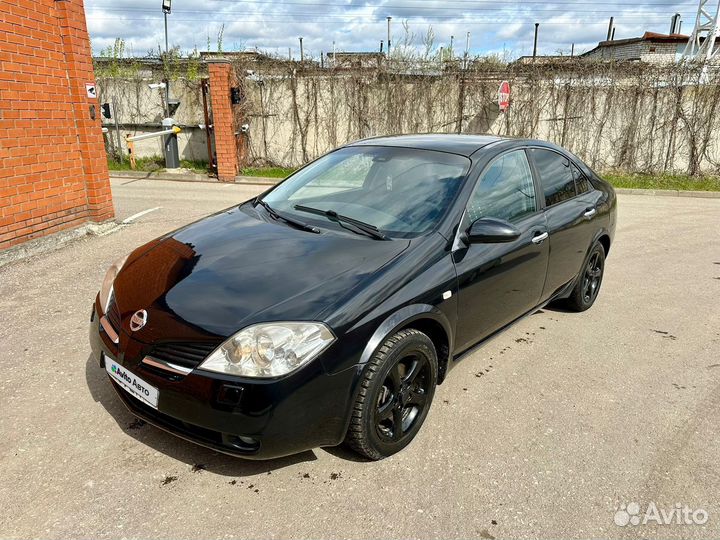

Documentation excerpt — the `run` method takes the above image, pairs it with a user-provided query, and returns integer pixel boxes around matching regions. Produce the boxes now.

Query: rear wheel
[565,242,606,312]
[345,329,438,460]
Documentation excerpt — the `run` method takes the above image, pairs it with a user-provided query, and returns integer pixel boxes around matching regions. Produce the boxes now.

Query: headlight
[198,322,335,378]
[99,255,128,314]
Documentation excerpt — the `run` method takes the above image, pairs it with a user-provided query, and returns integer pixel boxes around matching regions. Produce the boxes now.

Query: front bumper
[89,303,357,459]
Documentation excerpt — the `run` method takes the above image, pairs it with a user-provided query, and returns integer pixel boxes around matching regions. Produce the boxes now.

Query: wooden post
[126,134,136,170]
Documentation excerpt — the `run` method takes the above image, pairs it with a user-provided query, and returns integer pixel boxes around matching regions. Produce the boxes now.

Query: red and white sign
[498,81,511,112]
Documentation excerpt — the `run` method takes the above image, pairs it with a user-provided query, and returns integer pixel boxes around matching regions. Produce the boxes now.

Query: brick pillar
[208,60,239,182]
[0,0,115,250]
[56,0,114,221]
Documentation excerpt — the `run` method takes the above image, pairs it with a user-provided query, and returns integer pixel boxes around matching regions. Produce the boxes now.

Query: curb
[235,175,281,185]
[110,172,281,186]
[615,188,720,199]
[110,170,217,183]
[0,221,123,269]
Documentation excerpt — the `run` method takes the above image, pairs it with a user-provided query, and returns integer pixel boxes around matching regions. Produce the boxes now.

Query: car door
[453,149,550,353]
[528,148,604,300]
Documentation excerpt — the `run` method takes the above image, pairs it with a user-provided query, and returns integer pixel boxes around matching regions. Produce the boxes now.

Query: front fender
[335,303,455,441]
[356,303,454,369]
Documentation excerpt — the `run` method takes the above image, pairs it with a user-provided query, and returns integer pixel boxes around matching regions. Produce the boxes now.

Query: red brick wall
[208,61,239,182]
[0,0,114,250]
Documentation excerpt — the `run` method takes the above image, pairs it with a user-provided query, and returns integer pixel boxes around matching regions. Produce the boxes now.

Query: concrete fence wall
[97,61,720,177]
[96,77,210,163]
[233,63,720,175]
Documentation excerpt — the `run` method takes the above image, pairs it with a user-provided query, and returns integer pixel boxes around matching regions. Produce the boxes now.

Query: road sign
[498,81,511,112]
[86,83,97,99]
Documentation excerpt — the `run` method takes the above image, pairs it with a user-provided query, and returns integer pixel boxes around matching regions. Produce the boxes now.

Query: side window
[571,163,592,194]
[530,149,577,207]
[467,150,537,224]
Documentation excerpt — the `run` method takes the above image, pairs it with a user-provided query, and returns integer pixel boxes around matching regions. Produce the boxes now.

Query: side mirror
[462,217,521,244]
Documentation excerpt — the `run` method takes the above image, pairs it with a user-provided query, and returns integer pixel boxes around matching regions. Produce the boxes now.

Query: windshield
[261,146,471,238]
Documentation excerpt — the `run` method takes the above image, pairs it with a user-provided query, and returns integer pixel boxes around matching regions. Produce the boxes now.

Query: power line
[88,0,703,7]
[85,15,688,24]
[88,7,699,17]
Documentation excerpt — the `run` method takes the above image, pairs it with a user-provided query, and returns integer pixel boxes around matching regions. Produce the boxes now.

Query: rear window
[530,149,577,207]
[571,163,592,194]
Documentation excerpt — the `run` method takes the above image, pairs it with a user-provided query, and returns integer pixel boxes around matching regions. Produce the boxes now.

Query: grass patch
[178,159,211,173]
[239,167,297,179]
[107,156,161,171]
[603,172,720,192]
[107,156,209,174]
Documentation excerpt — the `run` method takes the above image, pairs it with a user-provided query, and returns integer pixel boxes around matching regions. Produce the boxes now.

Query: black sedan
[90,135,617,460]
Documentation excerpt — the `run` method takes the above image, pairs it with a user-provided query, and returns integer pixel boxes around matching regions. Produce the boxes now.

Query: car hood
[112,205,410,342]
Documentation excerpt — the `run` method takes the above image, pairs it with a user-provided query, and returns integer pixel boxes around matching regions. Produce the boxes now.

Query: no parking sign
[498,81,511,112]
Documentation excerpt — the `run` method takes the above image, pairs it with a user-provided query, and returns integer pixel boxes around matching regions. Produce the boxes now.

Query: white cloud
[84,0,700,59]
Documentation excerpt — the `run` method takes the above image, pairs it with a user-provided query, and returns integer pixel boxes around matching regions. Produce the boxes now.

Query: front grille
[149,341,221,370]
[105,293,122,332]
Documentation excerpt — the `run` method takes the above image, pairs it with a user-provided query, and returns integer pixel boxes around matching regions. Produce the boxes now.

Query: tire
[345,329,438,460]
[565,242,606,312]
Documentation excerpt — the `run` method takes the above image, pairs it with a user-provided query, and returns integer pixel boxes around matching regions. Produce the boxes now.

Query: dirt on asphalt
[0,178,719,539]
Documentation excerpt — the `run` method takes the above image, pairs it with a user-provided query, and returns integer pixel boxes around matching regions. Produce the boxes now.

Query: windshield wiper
[253,199,321,234]
[293,204,388,240]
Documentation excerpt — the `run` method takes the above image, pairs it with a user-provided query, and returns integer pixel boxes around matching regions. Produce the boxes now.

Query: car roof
[348,134,506,157]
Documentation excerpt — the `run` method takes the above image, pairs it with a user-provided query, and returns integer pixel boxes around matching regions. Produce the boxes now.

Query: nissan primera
[90,135,617,460]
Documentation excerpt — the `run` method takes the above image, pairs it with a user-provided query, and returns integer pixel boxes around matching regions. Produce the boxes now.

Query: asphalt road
[1,178,719,539]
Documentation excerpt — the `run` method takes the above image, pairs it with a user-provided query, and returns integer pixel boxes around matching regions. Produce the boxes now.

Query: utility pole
[162,0,172,118]
[606,17,614,41]
[380,40,384,53]
[533,23,539,58]
[387,16,392,58]
[571,43,575,57]
[111,95,123,163]
[160,0,178,169]
[299,37,304,62]
[450,35,454,57]
[164,14,169,53]
[464,31,470,69]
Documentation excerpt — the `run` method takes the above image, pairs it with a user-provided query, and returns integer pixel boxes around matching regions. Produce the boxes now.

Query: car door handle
[532,232,549,244]
[584,208,597,219]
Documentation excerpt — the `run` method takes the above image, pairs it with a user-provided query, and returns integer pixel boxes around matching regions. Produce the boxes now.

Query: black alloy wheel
[582,250,604,305]
[566,242,606,312]
[346,329,438,460]
[374,352,432,443]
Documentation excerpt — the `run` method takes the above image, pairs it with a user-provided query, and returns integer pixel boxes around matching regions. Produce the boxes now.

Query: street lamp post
[160,0,179,169]
[162,0,171,115]
[387,16,392,59]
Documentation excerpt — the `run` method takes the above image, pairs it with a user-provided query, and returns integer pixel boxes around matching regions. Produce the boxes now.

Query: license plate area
[105,356,159,409]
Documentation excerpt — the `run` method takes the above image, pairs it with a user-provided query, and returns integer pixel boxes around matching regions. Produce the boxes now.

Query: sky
[84,0,704,60]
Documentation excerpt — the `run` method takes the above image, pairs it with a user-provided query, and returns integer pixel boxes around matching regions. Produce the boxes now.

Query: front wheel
[565,242,606,312]
[345,329,438,460]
